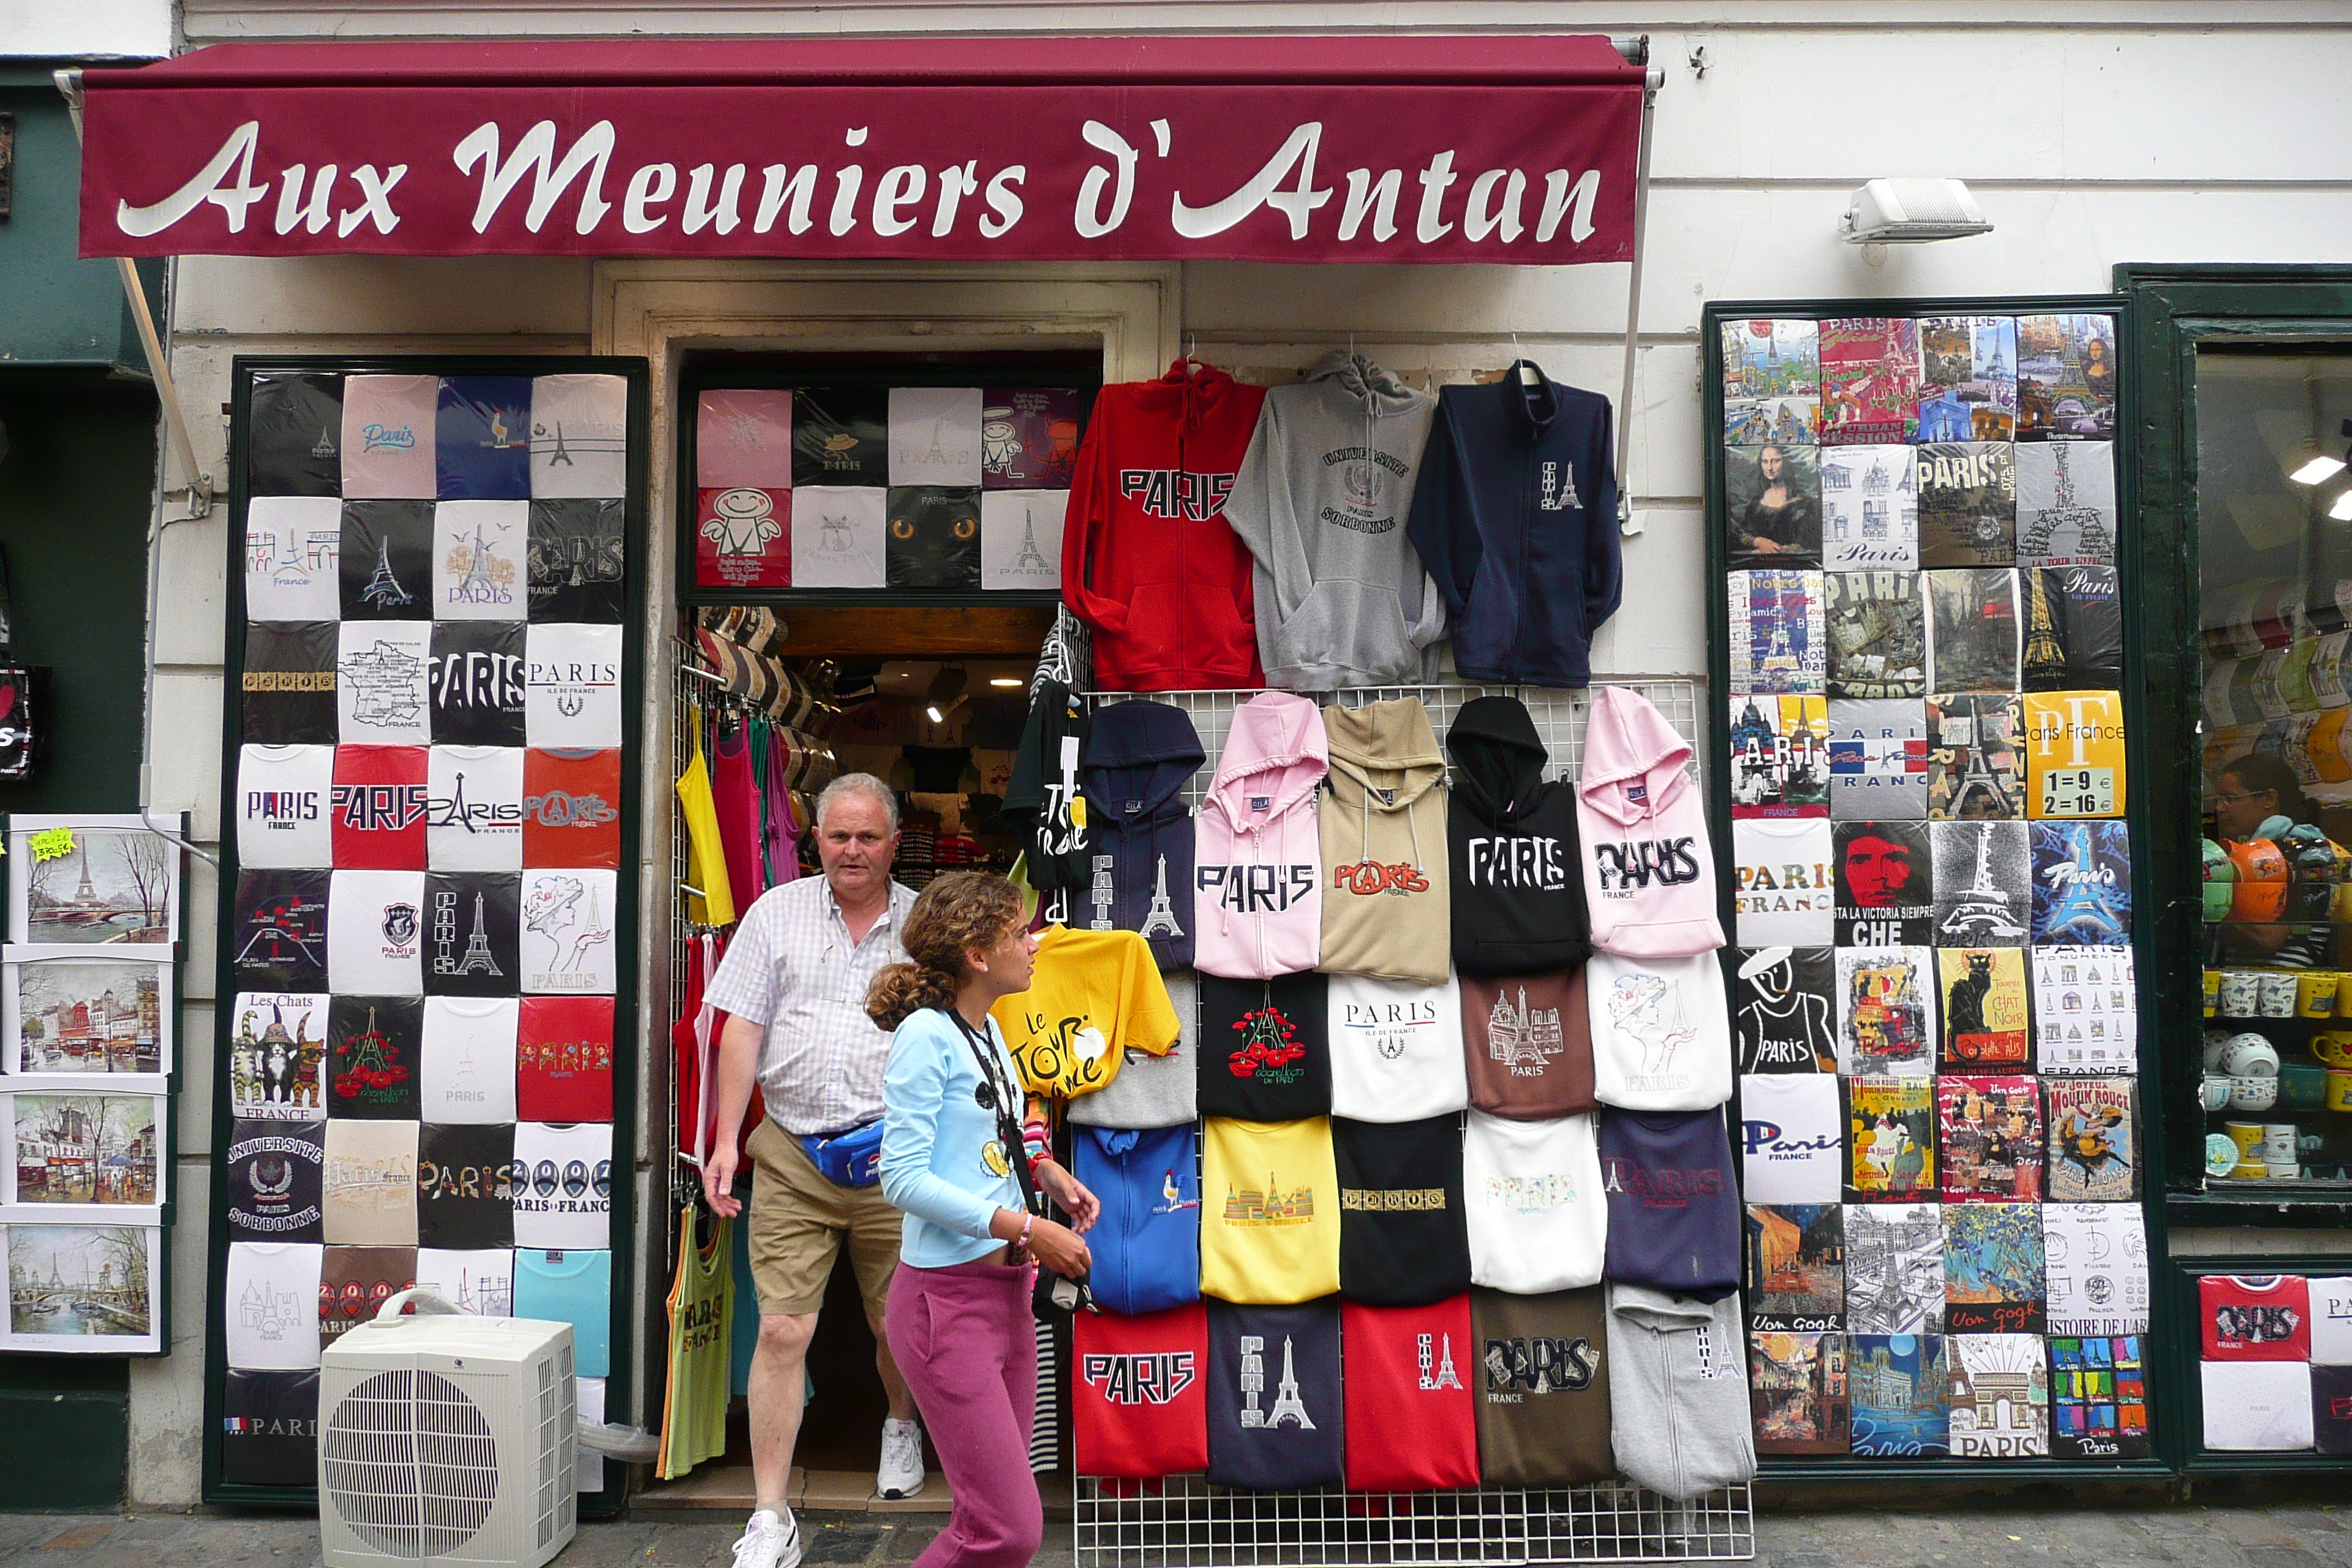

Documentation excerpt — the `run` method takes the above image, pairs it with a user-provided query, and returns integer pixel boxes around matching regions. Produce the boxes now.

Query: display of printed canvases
[1714,308,2145,1465]
[692,383,1087,590]
[228,365,631,1484]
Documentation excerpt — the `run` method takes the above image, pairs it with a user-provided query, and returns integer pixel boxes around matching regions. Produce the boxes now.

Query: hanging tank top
[761,725,803,889]
[711,717,764,911]
[674,707,737,927]
[659,1206,735,1479]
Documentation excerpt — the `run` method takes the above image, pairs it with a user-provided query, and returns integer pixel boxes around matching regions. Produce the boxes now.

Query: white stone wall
[132,1,2352,1505]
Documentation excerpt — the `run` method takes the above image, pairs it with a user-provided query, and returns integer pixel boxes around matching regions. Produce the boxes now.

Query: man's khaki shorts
[746,1117,903,1317]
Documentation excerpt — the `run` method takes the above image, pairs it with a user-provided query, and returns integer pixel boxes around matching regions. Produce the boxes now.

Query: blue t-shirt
[515,1248,611,1378]
[880,1008,1025,1267]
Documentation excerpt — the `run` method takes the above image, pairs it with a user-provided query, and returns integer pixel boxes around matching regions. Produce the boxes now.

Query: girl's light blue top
[880,1006,1027,1267]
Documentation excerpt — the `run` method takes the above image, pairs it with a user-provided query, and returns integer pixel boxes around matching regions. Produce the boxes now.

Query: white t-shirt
[889,386,984,486]
[2310,1276,2352,1366]
[1462,1109,1606,1293]
[337,622,433,745]
[530,374,630,500]
[429,745,524,872]
[1737,1073,1842,1203]
[1326,970,1468,1123]
[980,490,1068,591]
[512,1122,613,1249]
[245,496,344,619]
[2042,1202,2150,1335]
[225,1241,324,1370]
[416,1247,516,1318]
[1587,951,1734,1112]
[421,995,520,1123]
[323,1120,419,1246]
[525,625,623,748]
[520,869,619,996]
[791,487,889,589]
[2201,1361,2314,1451]
[1731,819,1835,946]
[237,745,333,870]
[433,501,529,620]
[328,870,426,995]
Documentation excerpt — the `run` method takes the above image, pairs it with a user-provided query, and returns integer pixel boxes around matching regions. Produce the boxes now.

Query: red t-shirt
[2201,1274,2313,1362]
[331,745,429,869]
[1073,1302,1211,1480]
[1341,1295,1482,1492]
[523,747,623,870]
[517,996,616,1123]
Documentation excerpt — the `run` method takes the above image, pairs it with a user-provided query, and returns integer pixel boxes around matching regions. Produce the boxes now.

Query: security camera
[1839,178,1993,245]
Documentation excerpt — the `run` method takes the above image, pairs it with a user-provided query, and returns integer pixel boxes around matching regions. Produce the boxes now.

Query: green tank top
[658,1206,736,1479]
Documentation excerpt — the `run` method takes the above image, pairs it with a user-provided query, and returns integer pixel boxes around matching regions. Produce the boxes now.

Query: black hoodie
[1003,678,1090,893]
[1446,696,1590,974]
[1080,701,1206,969]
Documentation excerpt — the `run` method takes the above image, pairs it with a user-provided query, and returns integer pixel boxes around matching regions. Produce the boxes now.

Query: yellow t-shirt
[1199,1115,1341,1305]
[992,926,1181,1098]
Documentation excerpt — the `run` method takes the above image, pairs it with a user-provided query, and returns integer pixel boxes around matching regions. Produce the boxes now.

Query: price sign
[2038,766,2117,818]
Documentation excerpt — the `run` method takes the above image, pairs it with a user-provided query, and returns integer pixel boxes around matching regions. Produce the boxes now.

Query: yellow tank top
[675,709,737,927]
[659,1206,735,1479]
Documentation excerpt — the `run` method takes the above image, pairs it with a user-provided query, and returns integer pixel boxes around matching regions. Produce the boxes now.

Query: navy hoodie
[1406,364,1622,688]
[1080,701,1206,970]
[1073,1123,1202,1316]
[1207,1299,1346,1490]
[1446,695,1591,974]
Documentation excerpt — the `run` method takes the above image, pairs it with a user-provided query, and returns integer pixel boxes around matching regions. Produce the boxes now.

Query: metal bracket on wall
[1615,56,1665,538]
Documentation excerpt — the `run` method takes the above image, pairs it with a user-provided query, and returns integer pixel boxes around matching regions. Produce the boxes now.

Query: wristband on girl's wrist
[1017,1213,1036,1251]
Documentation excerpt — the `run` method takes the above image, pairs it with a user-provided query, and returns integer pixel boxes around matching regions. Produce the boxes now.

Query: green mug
[2279,1060,2330,1111]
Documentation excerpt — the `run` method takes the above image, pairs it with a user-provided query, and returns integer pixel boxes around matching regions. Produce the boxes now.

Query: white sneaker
[731,1508,802,1568]
[878,1417,926,1499]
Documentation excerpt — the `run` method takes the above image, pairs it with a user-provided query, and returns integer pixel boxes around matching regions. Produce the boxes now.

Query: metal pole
[1615,63,1664,532]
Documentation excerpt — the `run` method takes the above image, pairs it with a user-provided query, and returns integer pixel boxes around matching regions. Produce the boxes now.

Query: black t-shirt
[221,1369,321,1487]
[233,870,333,990]
[429,623,527,746]
[791,387,889,486]
[527,499,626,624]
[325,995,424,1119]
[243,622,339,745]
[225,1118,326,1242]
[339,500,434,620]
[418,1122,516,1248]
[1205,1300,1344,1490]
[424,872,521,997]
[1199,971,1332,1120]
[886,486,982,589]
[1332,1114,1469,1305]
[248,373,344,497]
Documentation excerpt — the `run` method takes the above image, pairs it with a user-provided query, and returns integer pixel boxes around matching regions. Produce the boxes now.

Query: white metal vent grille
[322,1368,500,1558]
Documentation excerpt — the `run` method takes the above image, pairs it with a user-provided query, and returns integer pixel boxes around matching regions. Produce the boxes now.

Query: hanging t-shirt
[1462,1110,1606,1294]
[2316,1365,2352,1456]
[890,387,984,486]
[327,869,425,995]
[515,1248,613,1378]
[416,1247,516,1318]
[523,748,623,870]
[318,1245,418,1349]
[2201,1361,2315,1452]
[1340,1295,1481,1493]
[1732,946,1839,1074]
[325,995,423,1120]
[525,624,624,748]
[249,372,345,497]
[1471,1286,1613,1485]
[1736,1074,1843,1205]
[322,1118,418,1246]
[697,388,794,489]
[792,387,888,486]
[1197,971,1331,1120]
[424,872,521,998]
[1199,1117,1341,1306]
[421,996,519,1123]
[233,874,333,993]
[1461,969,1597,1120]
[1587,951,1735,1112]
[518,997,617,1123]
[521,868,620,996]
[243,621,341,747]
[1731,818,1836,946]
[788,486,889,589]
[437,376,534,500]
[331,745,430,870]
[339,374,439,500]
[1072,1301,1211,1480]
[220,1368,322,1488]
[336,621,433,745]
[418,1122,517,1250]
[228,991,331,1120]
[429,500,529,620]
[529,374,629,500]
[513,1122,614,1250]
[225,1118,326,1242]
[1597,1108,1741,1300]
[2310,1277,2352,1366]
[237,745,333,869]
[1067,971,1198,1130]
[2201,1275,2313,1362]
[980,490,1068,590]
[990,926,1181,1099]
[427,746,524,871]
[1205,1299,1345,1491]
[1072,1124,1201,1317]
[1326,971,1467,1123]
[1333,1115,1469,1307]
[884,486,984,589]
[429,621,528,746]
[340,500,434,620]
[225,1241,325,1370]
[527,500,627,623]
[246,497,345,620]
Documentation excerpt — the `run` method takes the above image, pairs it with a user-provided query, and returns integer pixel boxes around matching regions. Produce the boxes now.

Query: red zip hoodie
[1063,361,1267,692]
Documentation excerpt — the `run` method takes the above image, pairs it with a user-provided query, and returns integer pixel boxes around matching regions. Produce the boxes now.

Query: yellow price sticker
[26,827,75,864]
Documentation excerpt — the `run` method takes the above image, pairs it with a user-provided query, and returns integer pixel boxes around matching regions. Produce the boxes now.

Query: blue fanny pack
[798,1119,885,1188]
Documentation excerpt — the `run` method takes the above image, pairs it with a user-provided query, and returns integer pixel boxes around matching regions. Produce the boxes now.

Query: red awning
[76,36,1644,265]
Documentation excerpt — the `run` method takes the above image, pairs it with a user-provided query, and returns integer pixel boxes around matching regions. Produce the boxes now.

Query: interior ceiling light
[2283,438,2346,486]
[2331,486,2352,523]
[988,677,1025,689]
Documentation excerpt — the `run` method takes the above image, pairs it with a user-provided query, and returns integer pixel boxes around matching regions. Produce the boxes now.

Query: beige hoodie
[1316,698,1451,983]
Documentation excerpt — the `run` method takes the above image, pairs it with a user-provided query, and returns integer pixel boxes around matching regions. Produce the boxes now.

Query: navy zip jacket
[1406,365,1623,687]
[1079,700,1206,969]
[1072,1123,1202,1315]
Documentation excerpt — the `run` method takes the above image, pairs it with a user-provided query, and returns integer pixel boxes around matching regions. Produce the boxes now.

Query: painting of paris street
[4,1224,159,1350]
[8,818,181,949]
[8,951,168,1077]
[12,1095,162,1206]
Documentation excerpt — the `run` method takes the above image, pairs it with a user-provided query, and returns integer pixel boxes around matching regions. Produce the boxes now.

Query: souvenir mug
[2329,1068,2352,1112]
[2225,1120,2269,1177]
[2264,1123,2300,1164]
[2228,1076,2280,1112]
[2201,1075,2234,1112]
[2266,1161,2302,1181]
[2218,970,2262,1017]
[2204,1030,2235,1071]
[2300,971,2342,1018]
[2258,972,2302,1018]
[2315,1033,2352,1068]
[2220,1033,2281,1078]
[2279,1060,2329,1110]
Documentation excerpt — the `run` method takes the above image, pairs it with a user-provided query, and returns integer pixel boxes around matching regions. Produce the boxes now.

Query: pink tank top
[710,719,764,909]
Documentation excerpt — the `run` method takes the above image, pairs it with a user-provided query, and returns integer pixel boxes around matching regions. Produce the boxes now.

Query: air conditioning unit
[1839,178,1993,244]
[320,1289,578,1568]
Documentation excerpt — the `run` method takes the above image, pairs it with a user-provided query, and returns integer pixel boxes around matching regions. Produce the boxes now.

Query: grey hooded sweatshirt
[1224,351,1446,689]
[1605,1283,1759,1502]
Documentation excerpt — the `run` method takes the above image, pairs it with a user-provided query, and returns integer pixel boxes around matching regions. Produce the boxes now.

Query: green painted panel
[0,89,157,371]
[0,1390,128,1509]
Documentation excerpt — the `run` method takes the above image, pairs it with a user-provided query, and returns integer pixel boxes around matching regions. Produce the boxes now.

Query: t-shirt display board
[211,358,644,1507]
[1707,299,2167,1477]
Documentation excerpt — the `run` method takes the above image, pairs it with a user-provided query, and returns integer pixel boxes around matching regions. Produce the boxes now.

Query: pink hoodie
[1194,693,1327,979]
[1576,687,1725,958]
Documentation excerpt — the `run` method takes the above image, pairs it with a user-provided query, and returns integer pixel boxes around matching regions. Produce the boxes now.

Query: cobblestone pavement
[2,1494,2349,1567]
